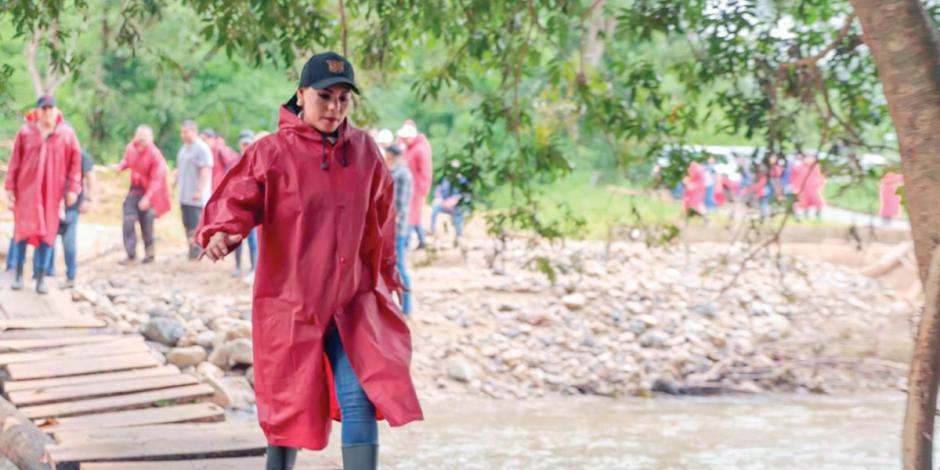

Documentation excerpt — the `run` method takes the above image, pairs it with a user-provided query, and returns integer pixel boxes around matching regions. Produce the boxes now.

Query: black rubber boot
[265,445,297,470]
[11,266,24,291]
[36,273,48,295]
[342,444,378,470]
[142,245,155,264]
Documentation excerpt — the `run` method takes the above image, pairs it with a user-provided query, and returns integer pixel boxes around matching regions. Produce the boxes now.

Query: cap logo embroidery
[327,60,345,74]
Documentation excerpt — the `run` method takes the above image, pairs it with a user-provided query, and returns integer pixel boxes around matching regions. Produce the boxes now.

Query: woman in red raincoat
[197,52,422,470]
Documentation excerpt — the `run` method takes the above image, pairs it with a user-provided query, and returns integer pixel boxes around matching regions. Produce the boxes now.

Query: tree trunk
[850,1,940,469]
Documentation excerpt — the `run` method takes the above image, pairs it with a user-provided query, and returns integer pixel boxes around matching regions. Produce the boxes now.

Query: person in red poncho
[791,153,827,219]
[4,95,81,293]
[879,171,904,224]
[113,125,172,264]
[397,120,432,249]
[682,162,708,223]
[197,52,422,470]
[200,129,240,191]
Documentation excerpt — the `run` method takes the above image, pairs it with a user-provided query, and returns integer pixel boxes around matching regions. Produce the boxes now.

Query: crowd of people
[677,151,905,224]
[2,93,470,306]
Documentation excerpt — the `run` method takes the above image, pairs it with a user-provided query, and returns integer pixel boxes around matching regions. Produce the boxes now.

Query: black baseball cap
[36,95,56,108]
[299,52,359,93]
[286,52,359,112]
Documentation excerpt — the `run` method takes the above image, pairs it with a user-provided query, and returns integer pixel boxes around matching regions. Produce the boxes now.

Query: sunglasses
[39,106,54,110]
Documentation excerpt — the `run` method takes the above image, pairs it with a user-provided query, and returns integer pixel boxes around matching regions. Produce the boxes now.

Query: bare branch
[339,0,349,57]
[24,29,44,97]
[779,14,856,70]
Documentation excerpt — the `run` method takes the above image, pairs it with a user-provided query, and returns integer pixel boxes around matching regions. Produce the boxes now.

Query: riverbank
[47,226,914,405]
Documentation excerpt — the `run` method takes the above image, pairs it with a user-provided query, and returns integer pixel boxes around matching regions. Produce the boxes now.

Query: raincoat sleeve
[116,145,131,172]
[4,130,24,192]
[195,143,265,247]
[65,133,82,195]
[367,162,404,294]
[144,148,168,201]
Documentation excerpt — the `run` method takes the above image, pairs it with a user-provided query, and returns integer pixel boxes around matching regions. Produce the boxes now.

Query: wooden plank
[80,455,341,469]
[10,374,199,406]
[20,384,214,419]
[45,423,265,463]
[0,337,146,365]
[7,352,158,380]
[54,422,261,445]
[0,317,106,330]
[0,335,125,352]
[37,403,224,433]
[6,366,180,393]
[0,328,114,341]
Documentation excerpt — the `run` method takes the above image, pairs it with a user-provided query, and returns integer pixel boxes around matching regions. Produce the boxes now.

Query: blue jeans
[5,237,15,271]
[705,185,716,210]
[46,208,80,279]
[410,224,426,247]
[395,234,412,315]
[324,327,378,446]
[234,228,258,272]
[11,240,51,278]
[430,204,465,238]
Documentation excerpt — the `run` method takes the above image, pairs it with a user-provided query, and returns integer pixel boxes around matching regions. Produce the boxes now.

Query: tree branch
[779,14,856,70]
[338,0,348,57]
[24,29,44,98]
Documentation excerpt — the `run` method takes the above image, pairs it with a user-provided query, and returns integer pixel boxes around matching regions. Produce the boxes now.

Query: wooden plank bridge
[0,277,339,469]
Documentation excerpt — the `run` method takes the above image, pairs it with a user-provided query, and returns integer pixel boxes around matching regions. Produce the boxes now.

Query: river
[315,394,904,469]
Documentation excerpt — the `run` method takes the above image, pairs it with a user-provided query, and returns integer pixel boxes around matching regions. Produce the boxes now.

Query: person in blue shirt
[429,160,469,245]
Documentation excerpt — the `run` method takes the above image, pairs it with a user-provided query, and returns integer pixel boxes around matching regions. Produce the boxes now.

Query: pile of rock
[73,238,913,402]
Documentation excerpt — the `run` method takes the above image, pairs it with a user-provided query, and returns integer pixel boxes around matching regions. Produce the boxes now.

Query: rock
[517,311,552,326]
[639,330,669,348]
[196,331,218,348]
[197,361,224,380]
[166,346,207,368]
[447,360,475,383]
[208,339,254,369]
[141,317,186,346]
[245,366,255,386]
[561,293,587,311]
[176,330,198,347]
[72,286,99,305]
[206,375,256,409]
[691,303,717,318]
[150,349,167,366]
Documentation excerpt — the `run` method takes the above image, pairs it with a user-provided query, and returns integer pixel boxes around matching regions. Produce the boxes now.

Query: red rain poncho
[879,171,904,219]
[117,141,172,218]
[403,134,432,225]
[682,162,707,215]
[195,107,423,450]
[4,120,81,246]
[792,161,826,210]
[207,136,240,191]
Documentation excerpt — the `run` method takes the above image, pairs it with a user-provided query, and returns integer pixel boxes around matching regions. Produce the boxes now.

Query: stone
[517,311,552,326]
[141,317,186,346]
[206,375,256,409]
[245,366,255,386]
[209,339,254,369]
[196,331,218,348]
[176,330,198,348]
[197,361,225,380]
[639,330,669,348]
[72,286,99,305]
[166,346,207,368]
[561,293,587,311]
[447,360,475,383]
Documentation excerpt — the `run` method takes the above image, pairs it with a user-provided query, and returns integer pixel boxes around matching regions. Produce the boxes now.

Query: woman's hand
[203,232,243,261]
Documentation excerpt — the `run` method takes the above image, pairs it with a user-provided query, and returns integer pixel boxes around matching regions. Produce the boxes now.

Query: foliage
[3,0,936,237]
